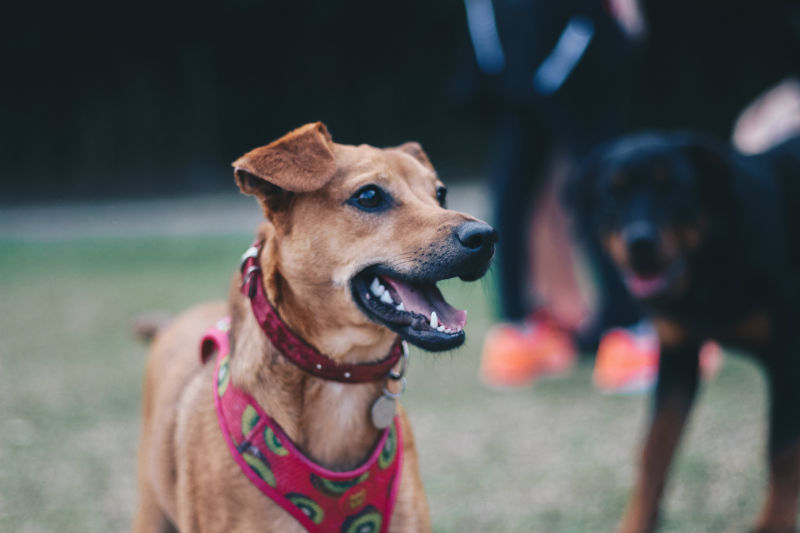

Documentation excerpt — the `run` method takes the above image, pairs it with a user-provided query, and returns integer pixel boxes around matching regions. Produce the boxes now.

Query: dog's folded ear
[674,133,731,180]
[563,143,606,223]
[394,141,435,171]
[673,133,734,208]
[233,122,337,199]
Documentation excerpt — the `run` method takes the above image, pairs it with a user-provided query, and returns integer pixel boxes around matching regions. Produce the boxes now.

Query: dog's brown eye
[611,172,627,192]
[436,186,447,208]
[350,185,390,212]
[653,165,672,187]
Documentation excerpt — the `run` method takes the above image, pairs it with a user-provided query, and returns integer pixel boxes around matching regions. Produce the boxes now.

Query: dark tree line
[2,0,798,203]
[1,1,481,202]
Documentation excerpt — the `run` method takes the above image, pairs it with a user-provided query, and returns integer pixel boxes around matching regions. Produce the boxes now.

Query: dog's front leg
[618,338,701,533]
[753,338,800,533]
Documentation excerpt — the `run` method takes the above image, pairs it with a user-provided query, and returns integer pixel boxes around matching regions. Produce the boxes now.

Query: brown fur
[133,123,488,532]
[233,122,337,193]
[651,318,689,349]
[618,391,695,533]
[716,310,773,350]
[755,441,800,533]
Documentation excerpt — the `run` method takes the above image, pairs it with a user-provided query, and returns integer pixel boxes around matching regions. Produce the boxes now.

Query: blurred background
[1,0,489,202]
[2,0,800,531]
[4,0,798,203]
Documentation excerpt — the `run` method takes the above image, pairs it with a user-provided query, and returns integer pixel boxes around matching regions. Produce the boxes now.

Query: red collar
[239,243,404,383]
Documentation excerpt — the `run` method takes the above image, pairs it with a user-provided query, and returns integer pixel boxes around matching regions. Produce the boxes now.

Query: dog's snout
[624,222,656,252]
[456,222,498,253]
[624,222,659,269]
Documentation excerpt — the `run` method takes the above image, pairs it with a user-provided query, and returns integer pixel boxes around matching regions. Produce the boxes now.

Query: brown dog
[133,122,496,532]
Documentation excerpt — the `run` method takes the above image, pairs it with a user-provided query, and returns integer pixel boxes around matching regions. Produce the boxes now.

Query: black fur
[568,131,800,529]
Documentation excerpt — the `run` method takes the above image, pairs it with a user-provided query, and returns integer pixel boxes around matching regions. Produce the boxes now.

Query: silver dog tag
[370,395,396,429]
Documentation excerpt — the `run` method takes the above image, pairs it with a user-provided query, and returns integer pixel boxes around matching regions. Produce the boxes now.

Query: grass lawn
[0,234,772,532]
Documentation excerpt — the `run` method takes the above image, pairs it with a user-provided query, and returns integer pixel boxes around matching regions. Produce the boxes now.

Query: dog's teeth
[370,277,385,297]
[430,311,438,328]
[380,291,394,304]
[436,325,445,332]
[396,302,405,311]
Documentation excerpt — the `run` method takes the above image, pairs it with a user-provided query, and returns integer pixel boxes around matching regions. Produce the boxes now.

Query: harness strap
[202,323,403,533]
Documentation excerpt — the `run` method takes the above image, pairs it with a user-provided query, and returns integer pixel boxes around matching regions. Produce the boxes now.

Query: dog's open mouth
[624,257,686,299]
[351,269,467,351]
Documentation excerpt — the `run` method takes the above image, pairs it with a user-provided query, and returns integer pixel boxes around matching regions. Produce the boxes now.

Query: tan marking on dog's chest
[653,317,691,348]
[714,309,773,348]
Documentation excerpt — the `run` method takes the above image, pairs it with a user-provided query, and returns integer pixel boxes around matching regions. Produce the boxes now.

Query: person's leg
[489,112,553,322]
[480,111,581,388]
[528,156,591,331]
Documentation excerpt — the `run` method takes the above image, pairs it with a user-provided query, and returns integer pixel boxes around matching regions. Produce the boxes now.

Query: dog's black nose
[454,221,497,281]
[456,221,498,253]
[624,221,659,269]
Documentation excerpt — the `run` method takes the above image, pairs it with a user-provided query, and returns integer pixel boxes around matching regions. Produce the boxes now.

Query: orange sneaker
[593,324,659,393]
[593,323,724,394]
[479,316,577,389]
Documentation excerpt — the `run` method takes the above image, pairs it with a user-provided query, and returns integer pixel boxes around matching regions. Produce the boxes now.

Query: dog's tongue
[626,272,668,298]
[382,277,467,329]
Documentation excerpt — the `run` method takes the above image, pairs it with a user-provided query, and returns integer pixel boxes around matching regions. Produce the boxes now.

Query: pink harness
[202,318,403,533]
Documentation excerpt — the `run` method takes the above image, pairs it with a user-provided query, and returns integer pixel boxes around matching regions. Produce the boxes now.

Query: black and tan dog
[569,131,800,533]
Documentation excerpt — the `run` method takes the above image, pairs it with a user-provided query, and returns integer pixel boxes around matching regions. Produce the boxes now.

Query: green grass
[0,237,773,532]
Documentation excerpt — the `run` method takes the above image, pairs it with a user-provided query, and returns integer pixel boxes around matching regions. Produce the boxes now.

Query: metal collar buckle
[240,245,260,272]
[241,265,262,299]
[382,378,406,399]
[388,341,409,381]
[240,244,262,298]
[383,341,409,399]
